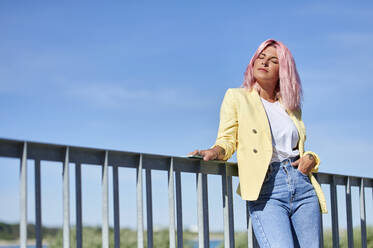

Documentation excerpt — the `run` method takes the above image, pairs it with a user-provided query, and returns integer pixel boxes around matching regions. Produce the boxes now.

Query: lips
[258,68,268,72]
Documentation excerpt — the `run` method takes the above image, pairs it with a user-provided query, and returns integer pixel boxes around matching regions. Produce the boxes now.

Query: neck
[258,87,277,102]
[255,79,278,102]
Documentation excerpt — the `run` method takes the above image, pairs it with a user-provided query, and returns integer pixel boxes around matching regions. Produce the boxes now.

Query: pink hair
[241,39,303,111]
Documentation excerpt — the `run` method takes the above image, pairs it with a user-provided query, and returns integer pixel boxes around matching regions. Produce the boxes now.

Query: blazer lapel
[248,90,273,145]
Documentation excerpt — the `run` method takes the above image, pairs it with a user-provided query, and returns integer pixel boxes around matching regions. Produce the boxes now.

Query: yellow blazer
[211,88,327,214]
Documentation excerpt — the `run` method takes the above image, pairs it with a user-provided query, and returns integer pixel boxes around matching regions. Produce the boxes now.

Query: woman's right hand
[188,146,225,161]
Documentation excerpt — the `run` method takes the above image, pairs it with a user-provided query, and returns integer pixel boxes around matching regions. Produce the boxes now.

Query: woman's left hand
[291,154,316,175]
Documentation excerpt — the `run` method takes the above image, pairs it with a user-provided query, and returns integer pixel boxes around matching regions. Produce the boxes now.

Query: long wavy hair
[241,39,303,111]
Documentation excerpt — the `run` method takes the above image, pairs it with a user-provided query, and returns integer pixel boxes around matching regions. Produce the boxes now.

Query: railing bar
[102,151,109,248]
[113,164,120,248]
[168,157,176,248]
[137,154,144,248]
[222,168,234,248]
[314,174,324,248]
[319,211,324,248]
[146,169,153,248]
[175,171,183,248]
[35,159,42,248]
[20,142,27,248]
[360,178,367,248]
[228,177,234,248]
[246,201,259,248]
[330,175,339,248]
[196,172,204,248]
[246,201,251,248]
[345,176,354,248]
[63,146,70,248]
[202,174,210,247]
[75,163,82,248]
[222,172,228,247]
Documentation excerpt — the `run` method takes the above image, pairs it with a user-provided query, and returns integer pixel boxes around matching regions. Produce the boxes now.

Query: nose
[261,60,269,66]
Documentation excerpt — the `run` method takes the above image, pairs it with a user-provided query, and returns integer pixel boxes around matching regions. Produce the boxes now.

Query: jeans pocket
[296,168,309,177]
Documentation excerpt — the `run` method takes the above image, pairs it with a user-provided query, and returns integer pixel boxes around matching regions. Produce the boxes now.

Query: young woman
[189,39,327,247]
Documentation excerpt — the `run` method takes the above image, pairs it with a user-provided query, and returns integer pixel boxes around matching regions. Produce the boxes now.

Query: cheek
[271,66,279,77]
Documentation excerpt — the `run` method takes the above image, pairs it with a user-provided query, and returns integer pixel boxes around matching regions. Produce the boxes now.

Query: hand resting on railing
[188,145,226,161]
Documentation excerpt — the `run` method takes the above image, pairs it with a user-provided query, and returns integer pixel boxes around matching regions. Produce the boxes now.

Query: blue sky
[1,1,373,232]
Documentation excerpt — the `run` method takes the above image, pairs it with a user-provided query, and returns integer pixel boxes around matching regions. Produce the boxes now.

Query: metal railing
[0,138,371,248]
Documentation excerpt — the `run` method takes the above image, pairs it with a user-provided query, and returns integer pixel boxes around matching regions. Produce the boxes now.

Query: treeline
[47,226,373,248]
[0,223,196,248]
[47,227,196,248]
[2,222,373,248]
[0,222,58,240]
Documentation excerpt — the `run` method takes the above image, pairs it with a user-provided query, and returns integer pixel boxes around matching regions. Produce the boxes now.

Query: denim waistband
[264,155,300,182]
[270,155,300,168]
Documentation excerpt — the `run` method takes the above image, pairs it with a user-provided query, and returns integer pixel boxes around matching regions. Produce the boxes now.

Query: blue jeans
[247,157,321,248]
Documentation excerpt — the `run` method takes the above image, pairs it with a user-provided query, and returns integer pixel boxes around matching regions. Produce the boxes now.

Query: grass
[1,222,372,247]
[46,227,195,248]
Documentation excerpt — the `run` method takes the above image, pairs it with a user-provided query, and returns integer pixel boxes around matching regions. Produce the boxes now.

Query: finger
[203,153,214,161]
[188,150,198,156]
[291,159,300,166]
[199,150,210,160]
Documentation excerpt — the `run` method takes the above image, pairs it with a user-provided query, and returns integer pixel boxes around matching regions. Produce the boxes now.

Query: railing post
[137,154,144,248]
[314,174,324,248]
[113,163,120,248]
[330,175,339,248]
[35,159,42,248]
[196,169,209,248]
[75,162,83,248]
[19,142,27,248]
[360,178,367,248]
[175,170,183,248]
[345,176,354,248]
[63,147,70,248]
[246,201,259,248]
[102,151,109,248]
[146,169,153,248]
[222,164,234,248]
[168,157,176,248]
[320,209,324,248]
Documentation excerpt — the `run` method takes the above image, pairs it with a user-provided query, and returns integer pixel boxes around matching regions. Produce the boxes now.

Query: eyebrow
[260,53,278,59]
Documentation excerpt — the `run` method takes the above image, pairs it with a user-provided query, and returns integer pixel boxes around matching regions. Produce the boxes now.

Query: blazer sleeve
[210,88,238,161]
[297,109,321,173]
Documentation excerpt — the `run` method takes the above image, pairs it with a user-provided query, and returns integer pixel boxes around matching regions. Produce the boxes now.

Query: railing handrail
[0,137,372,182]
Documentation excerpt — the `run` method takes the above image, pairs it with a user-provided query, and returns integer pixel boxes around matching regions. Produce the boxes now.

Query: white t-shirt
[260,97,300,163]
